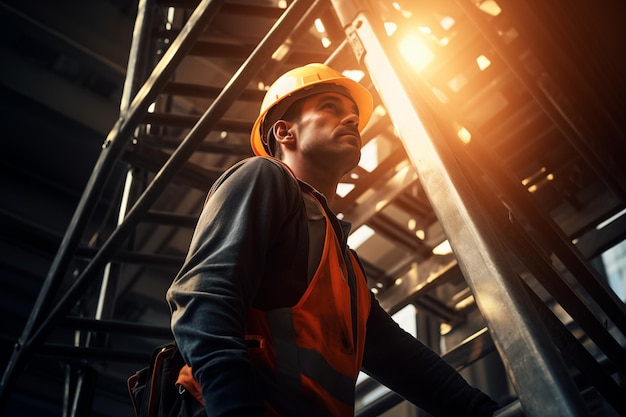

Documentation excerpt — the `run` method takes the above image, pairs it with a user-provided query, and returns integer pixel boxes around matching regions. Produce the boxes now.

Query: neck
[282,156,340,207]
[306,176,337,207]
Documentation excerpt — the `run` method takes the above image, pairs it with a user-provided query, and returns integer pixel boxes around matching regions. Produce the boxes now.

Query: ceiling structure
[1,0,625,416]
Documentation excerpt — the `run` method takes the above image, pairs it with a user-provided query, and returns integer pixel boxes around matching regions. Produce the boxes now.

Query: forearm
[362,298,499,416]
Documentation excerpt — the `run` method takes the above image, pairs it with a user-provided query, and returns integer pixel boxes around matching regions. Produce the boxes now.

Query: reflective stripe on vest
[246,191,371,416]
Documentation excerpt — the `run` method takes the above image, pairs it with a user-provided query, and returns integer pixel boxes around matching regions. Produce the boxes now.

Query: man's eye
[322,102,338,111]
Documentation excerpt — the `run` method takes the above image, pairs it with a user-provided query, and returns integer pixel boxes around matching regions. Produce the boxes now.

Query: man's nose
[342,112,359,127]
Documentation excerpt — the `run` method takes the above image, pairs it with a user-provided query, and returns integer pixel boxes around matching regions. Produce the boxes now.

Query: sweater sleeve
[362,295,500,417]
[166,157,301,417]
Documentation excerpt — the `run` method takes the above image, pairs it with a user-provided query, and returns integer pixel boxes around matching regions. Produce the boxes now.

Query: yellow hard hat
[251,63,373,157]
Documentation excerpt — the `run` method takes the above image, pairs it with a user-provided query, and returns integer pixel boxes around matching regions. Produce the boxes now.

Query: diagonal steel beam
[329,1,591,415]
[0,0,332,408]
[0,0,227,407]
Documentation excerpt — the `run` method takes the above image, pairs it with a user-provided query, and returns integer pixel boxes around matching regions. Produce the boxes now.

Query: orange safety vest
[178,162,371,416]
[244,190,371,416]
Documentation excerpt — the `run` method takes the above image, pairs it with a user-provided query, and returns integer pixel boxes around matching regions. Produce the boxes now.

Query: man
[166,63,499,416]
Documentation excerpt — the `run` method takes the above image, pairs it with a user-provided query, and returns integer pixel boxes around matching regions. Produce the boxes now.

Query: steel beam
[329,1,590,415]
[454,0,626,340]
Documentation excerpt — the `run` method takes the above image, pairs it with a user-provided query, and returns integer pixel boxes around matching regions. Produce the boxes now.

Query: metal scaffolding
[1,1,625,416]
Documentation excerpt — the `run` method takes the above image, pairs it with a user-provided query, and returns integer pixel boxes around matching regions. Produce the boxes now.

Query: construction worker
[166,63,500,416]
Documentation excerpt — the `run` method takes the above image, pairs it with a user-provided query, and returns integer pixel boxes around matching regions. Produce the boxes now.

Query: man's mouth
[339,129,361,147]
[346,135,360,147]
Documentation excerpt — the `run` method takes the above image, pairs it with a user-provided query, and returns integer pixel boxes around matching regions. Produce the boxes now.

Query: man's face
[291,92,362,173]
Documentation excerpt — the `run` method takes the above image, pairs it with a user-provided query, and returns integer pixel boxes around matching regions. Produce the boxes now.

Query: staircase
[1,1,625,416]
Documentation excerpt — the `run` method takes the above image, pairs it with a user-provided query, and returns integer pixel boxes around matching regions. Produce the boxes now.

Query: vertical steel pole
[68,4,157,414]
[329,2,590,416]
[0,0,226,409]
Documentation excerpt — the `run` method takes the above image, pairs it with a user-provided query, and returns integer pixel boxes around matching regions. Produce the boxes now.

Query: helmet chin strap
[261,122,278,157]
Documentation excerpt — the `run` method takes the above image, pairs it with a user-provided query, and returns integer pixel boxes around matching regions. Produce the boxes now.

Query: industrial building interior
[1,0,625,416]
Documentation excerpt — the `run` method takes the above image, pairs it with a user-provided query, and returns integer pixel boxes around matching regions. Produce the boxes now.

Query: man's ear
[273,120,296,146]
